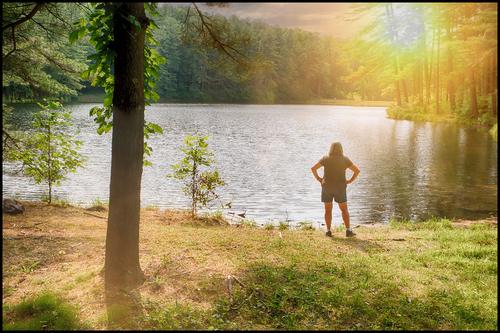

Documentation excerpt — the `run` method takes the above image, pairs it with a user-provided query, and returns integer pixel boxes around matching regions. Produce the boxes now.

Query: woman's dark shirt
[318,154,353,190]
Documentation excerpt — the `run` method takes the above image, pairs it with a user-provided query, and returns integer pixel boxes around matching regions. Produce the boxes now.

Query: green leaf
[69,30,79,44]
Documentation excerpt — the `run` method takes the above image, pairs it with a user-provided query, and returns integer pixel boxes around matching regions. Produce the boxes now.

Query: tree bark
[427,29,435,108]
[402,79,409,104]
[492,50,497,94]
[492,91,497,117]
[435,28,440,114]
[105,3,147,298]
[470,69,478,118]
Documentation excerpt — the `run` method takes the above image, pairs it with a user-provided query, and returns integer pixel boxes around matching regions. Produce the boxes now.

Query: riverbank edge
[2,200,497,330]
[386,104,498,140]
[69,94,393,107]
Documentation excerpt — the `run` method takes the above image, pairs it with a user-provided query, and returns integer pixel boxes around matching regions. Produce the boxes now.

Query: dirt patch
[452,217,497,228]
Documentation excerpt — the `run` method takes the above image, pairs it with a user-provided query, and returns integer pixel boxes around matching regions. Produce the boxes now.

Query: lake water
[2,103,498,228]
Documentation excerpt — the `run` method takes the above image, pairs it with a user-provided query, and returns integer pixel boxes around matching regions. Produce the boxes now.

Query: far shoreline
[67,94,394,108]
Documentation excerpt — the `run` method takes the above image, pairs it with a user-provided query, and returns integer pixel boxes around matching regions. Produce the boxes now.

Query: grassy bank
[386,104,498,140]
[314,99,394,107]
[2,201,497,330]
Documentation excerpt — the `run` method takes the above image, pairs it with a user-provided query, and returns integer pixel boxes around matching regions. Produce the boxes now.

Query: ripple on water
[2,103,497,226]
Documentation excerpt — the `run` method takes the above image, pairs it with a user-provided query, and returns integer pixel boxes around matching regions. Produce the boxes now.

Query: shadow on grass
[2,235,82,277]
[331,236,386,253]
[208,261,495,330]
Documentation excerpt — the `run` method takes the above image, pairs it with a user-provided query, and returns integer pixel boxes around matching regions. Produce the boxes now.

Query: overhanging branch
[2,2,46,31]
[190,2,246,64]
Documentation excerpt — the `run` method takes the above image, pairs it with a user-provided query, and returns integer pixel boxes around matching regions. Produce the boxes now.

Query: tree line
[348,3,497,127]
[3,3,392,105]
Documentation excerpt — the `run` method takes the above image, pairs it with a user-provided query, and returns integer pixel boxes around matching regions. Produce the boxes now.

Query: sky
[167,3,370,39]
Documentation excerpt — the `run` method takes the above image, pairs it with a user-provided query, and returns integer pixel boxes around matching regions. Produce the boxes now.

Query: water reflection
[2,103,497,226]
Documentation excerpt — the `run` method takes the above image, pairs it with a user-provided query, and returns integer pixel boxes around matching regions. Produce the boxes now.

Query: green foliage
[264,223,275,230]
[89,197,107,211]
[140,300,219,330]
[389,216,453,230]
[2,292,84,330]
[278,221,289,231]
[489,123,497,141]
[170,134,225,217]
[70,3,165,166]
[153,4,355,103]
[297,221,314,231]
[351,3,497,123]
[5,100,84,204]
[2,3,87,102]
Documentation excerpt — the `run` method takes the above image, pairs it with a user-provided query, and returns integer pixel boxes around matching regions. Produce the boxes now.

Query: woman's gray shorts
[321,184,347,203]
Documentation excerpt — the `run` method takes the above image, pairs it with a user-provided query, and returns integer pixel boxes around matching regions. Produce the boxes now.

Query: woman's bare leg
[324,202,333,231]
[338,202,350,229]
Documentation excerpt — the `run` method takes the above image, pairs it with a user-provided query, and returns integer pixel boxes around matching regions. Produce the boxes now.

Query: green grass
[278,221,289,231]
[133,218,498,330]
[87,197,107,211]
[40,194,72,207]
[264,223,275,230]
[3,203,496,330]
[297,221,314,231]
[2,292,86,330]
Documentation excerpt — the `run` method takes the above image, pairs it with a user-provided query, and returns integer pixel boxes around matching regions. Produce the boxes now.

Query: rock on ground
[2,198,25,214]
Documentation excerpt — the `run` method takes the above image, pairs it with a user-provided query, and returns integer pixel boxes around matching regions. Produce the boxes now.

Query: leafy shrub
[3,292,84,330]
[169,134,225,218]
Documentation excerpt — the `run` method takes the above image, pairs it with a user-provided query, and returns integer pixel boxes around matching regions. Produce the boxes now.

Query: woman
[310,142,360,237]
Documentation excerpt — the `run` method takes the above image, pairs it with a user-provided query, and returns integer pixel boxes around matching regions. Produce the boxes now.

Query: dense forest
[152,5,370,103]
[2,3,497,126]
[351,4,497,128]
[2,3,391,105]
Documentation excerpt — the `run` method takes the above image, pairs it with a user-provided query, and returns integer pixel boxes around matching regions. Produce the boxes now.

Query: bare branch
[4,26,17,60]
[3,129,20,149]
[31,18,52,38]
[37,48,79,73]
[2,2,46,32]
[191,2,246,64]
[44,3,71,28]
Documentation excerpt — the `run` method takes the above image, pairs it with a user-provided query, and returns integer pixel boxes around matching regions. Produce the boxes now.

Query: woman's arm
[346,164,360,184]
[310,162,323,184]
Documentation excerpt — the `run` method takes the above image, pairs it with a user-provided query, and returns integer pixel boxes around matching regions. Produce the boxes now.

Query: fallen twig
[226,274,246,302]
[83,211,107,220]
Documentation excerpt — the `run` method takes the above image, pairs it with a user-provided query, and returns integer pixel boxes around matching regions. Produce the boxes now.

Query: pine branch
[2,2,46,31]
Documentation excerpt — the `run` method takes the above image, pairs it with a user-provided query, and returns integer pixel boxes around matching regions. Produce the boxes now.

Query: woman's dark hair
[328,142,343,156]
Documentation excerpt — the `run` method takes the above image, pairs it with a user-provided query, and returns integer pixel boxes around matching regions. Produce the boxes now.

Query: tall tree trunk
[386,4,401,107]
[492,50,497,93]
[418,60,424,106]
[457,73,464,109]
[470,69,478,119]
[427,29,435,108]
[447,45,455,111]
[105,2,147,301]
[394,60,402,106]
[423,44,429,108]
[402,79,409,104]
[47,123,52,204]
[492,91,497,117]
[435,28,440,114]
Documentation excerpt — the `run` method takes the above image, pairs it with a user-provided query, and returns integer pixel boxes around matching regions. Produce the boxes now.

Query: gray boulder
[2,198,25,214]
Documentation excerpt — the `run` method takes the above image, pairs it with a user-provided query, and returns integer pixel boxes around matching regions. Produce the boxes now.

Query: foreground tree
[71,3,239,325]
[5,100,84,204]
[105,3,148,295]
[170,134,225,218]
[70,3,163,324]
